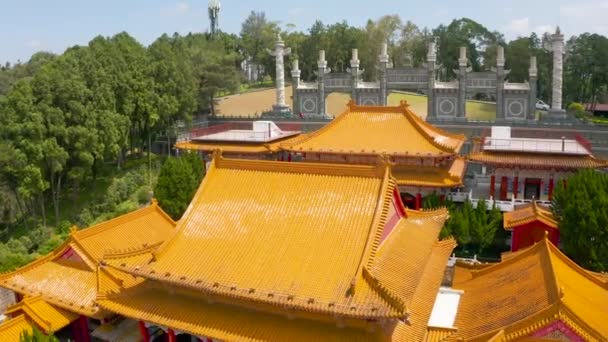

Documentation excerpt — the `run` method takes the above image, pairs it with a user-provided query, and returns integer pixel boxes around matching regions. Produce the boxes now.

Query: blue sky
[2,0,608,64]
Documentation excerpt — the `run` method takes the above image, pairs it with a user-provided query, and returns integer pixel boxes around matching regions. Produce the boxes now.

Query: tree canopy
[552,170,608,272]
[154,153,204,220]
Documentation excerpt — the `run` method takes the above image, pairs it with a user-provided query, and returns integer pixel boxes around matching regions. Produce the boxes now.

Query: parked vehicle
[536,100,550,111]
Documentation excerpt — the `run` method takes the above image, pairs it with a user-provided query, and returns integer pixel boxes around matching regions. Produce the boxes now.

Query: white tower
[208,0,221,36]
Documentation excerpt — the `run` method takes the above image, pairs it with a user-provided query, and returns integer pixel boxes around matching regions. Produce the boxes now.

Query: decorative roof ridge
[67,239,97,271]
[0,239,72,280]
[356,168,395,288]
[216,155,386,178]
[71,204,158,241]
[540,237,562,304]
[9,299,53,333]
[466,303,560,342]
[361,267,407,314]
[468,238,550,279]
[279,104,351,149]
[152,199,177,226]
[2,282,98,317]
[102,241,164,261]
[103,263,400,319]
[545,239,608,289]
[153,154,220,260]
[400,102,466,153]
[447,157,467,182]
[557,303,607,341]
[0,314,32,331]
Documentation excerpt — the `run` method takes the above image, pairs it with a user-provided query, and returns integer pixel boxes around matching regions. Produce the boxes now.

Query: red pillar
[168,329,177,342]
[80,316,90,342]
[70,319,82,342]
[490,175,495,199]
[439,194,445,203]
[548,178,554,201]
[415,193,422,210]
[138,321,150,342]
[513,176,518,199]
[287,153,292,162]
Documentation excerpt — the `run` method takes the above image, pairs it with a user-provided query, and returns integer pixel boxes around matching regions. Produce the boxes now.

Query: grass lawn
[216,88,498,120]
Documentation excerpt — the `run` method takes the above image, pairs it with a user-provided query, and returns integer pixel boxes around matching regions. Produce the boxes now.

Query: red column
[287,153,292,162]
[138,321,150,342]
[80,316,90,342]
[513,176,518,199]
[511,227,520,252]
[490,175,495,199]
[168,329,177,342]
[439,194,445,203]
[548,178,554,201]
[70,319,82,342]
[415,193,422,210]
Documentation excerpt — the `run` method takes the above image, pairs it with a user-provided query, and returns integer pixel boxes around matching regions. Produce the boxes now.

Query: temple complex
[468,126,608,202]
[0,154,606,341]
[503,202,559,252]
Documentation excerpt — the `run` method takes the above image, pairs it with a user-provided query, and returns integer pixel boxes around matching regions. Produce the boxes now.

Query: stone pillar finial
[458,47,467,67]
[427,41,436,62]
[292,59,299,71]
[496,45,505,67]
[319,50,325,62]
[379,42,389,63]
[529,56,537,77]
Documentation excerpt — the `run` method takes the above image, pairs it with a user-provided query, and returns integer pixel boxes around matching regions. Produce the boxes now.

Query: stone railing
[447,190,552,212]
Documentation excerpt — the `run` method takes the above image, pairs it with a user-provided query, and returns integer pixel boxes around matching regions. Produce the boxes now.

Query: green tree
[20,327,59,342]
[154,153,204,220]
[552,170,608,272]
[240,11,279,82]
[443,199,501,254]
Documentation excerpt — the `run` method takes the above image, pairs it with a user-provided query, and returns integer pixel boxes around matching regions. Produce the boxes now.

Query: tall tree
[552,170,608,272]
[240,11,279,82]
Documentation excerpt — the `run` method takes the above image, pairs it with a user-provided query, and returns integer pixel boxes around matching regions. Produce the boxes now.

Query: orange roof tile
[0,315,34,342]
[282,101,465,157]
[392,158,466,188]
[0,203,176,318]
[107,156,454,325]
[450,238,608,341]
[468,151,608,169]
[503,201,558,230]
[4,296,77,333]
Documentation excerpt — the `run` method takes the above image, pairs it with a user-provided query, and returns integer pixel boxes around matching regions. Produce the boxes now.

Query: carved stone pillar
[528,56,538,120]
[551,27,564,111]
[426,41,437,119]
[318,50,328,117]
[496,45,506,120]
[268,34,291,113]
[457,47,467,118]
[350,49,360,103]
[291,59,301,114]
[379,43,389,106]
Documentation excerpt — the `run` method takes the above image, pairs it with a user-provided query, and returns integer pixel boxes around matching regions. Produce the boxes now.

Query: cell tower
[208,0,221,36]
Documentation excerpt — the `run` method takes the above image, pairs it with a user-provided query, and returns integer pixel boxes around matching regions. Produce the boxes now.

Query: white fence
[447,190,552,212]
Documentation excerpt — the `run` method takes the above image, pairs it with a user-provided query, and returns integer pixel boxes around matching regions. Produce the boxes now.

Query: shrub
[154,153,204,220]
[136,186,152,204]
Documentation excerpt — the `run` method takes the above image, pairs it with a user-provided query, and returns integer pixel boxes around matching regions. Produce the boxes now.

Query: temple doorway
[524,178,541,199]
[401,193,415,209]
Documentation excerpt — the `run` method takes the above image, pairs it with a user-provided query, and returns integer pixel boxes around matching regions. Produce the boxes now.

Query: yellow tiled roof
[0,315,34,342]
[467,151,608,169]
[392,158,466,188]
[107,156,454,324]
[282,101,465,157]
[451,238,608,341]
[425,327,458,342]
[4,296,77,333]
[98,279,381,342]
[503,201,558,230]
[0,203,176,318]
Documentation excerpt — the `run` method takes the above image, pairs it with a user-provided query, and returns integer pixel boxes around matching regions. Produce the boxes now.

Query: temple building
[175,121,301,160]
[443,237,608,341]
[280,101,467,209]
[0,202,176,341]
[97,155,456,341]
[468,126,608,203]
[503,201,559,252]
[177,102,467,210]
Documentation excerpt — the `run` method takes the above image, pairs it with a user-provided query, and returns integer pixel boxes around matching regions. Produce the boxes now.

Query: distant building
[585,103,608,116]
